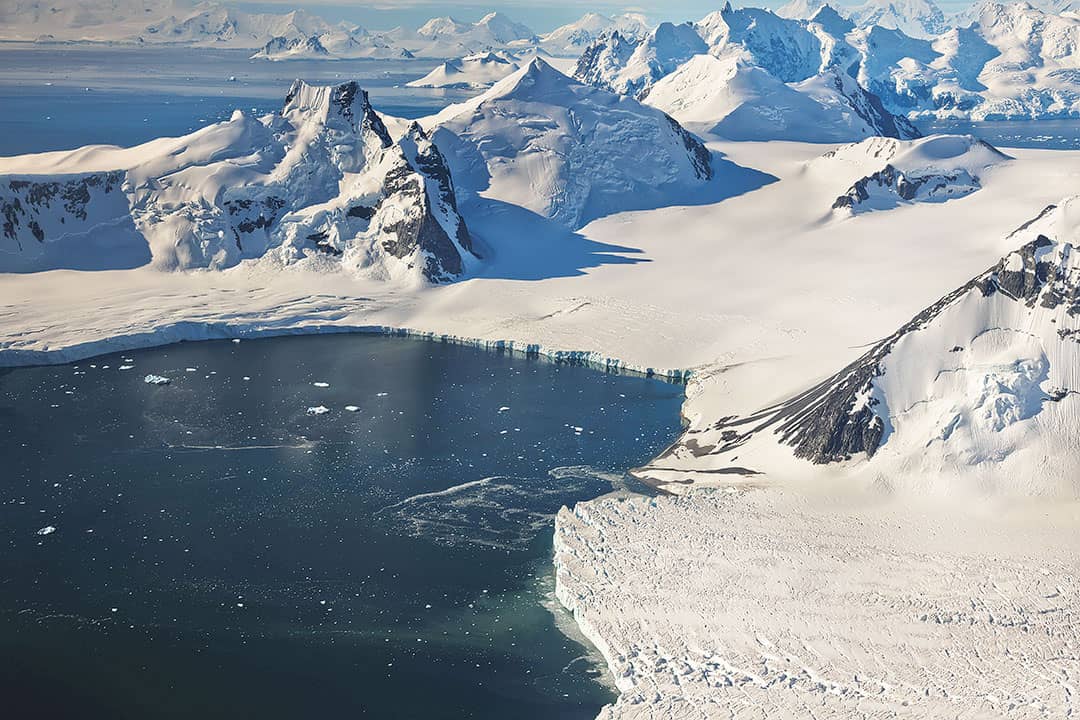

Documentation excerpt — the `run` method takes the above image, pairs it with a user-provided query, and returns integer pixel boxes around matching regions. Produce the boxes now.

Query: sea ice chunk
[313,382,330,388]
[36,526,56,536]
[307,405,331,415]
[144,374,171,385]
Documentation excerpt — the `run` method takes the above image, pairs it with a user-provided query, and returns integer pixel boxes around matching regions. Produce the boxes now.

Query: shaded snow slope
[0,80,474,282]
[807,134,1011,213]
[644,55,918,142]
[424,58,715,229]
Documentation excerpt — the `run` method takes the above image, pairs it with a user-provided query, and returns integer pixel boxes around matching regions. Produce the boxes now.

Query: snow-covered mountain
[574,22,709,98]
[540,12,651,56]
[856,2,1080,119]
[406,51,519,89]
[0,81,474,282]
[807,134,1010,213]
[425,58,713,229]
[251,27,414,61]
[2,1,539,57]
[849,0,949,39]
[576,2,1080,124]
[0,0,190,41]
[776,0,829,19]
[644,55,919,141]
[719,198,1080,495]
[386,12,537,58]
[697,3,824,82]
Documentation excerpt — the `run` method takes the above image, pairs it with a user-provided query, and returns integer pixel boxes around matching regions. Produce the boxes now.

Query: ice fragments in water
[144,374,171,385]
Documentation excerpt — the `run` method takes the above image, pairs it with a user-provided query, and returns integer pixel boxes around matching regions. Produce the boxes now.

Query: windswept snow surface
[555,489,1080,719]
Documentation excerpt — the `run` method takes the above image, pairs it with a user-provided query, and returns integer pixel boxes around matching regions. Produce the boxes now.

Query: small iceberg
[36,525,56,536]
[144,374,171,385]
[345,405,360,412]
[307,405,330,416]
[313,382,330,388]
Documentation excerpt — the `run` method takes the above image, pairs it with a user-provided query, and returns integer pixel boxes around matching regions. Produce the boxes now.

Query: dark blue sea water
[0,45,473,155]
[0,334,685,719]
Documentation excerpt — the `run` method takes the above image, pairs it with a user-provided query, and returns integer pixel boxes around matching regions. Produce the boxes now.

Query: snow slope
[808,134,1011,213]
[0,80,474,282]
[644,55,918,142]
[424,58,714,229]
[406,52,519,89]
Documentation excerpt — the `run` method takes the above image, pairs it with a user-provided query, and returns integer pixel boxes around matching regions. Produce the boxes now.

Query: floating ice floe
[231,338,241,343]
[118,365,134,370]
[313,382,330,388]
[498,406,510,412]
[307,405,331,415]
[376,392,389,397]
[345,405,360,412]
[143,374,171,385]
[36,525,56,536]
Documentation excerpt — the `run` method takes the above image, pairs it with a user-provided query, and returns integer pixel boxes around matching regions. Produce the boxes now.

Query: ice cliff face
[717,199,1080,493]
[427,58,713,229]
[0,81,474,282]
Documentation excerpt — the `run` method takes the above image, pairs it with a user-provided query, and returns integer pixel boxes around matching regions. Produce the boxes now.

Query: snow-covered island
[2,1,1080,718]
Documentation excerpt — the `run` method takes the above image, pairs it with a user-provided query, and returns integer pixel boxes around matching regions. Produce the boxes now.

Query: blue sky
[231,0,977,33]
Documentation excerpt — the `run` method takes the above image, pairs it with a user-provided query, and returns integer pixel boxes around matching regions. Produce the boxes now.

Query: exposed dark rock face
[832,164,970,210]
[1,172,125,249]
[664,114,714,180]
[377,125,475,283]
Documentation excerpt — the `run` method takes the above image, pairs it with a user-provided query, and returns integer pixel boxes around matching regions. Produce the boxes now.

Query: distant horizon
[226,0,984,34]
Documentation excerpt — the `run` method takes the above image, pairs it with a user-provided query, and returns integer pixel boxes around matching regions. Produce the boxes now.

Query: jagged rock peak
[281,79,392,147]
